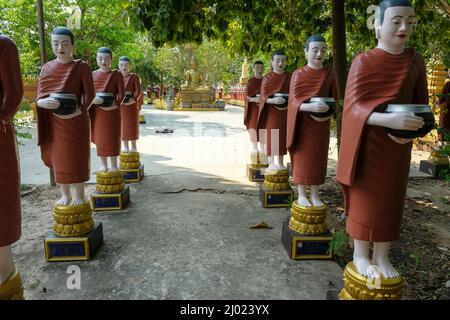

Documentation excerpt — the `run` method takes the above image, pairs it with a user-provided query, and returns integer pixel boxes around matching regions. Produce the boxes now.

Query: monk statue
[244,61,265,161]
[337,0,427,280]
[36,27,96,206]
[287,35,338,207]
[119,56,142,153]
[91,47,125,172]
[0,35,24,300]
[258,50,291,171]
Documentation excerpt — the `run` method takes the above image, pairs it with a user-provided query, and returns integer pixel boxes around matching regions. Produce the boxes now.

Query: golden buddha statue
[180,56,211,108]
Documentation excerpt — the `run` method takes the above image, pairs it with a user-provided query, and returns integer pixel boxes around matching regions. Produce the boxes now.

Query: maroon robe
[336,48,428,242]
[244,77,263,142]
[258,72,291,156]
[121,73,141,141]
[287,66,338,185]
[37,59,95,184]
[90,70,125,157]
[0,36,23,246]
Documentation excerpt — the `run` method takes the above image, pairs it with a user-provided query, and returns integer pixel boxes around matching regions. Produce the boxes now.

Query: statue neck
[307,61,323,70]
[377,41,405,55]
[56,56,74,64]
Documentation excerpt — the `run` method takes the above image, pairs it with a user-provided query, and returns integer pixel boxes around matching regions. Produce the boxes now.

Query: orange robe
[0,36,23,247]
[258,72,291,156]
[37,59,95,184]
[121,73,141,141]
[287,66,338,185]
[336,48,428,242]
[244,77,263,142]
[90,70,125,157]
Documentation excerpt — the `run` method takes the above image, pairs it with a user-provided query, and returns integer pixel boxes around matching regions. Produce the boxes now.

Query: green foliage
[12,115,32,146]
[131,0,450,69]
[331,228,348,258]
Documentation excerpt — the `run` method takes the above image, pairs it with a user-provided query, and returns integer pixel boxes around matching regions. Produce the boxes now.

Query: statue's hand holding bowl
[43,98,60,110]
[307,102,329,113]
[385,111,424,131]
[272,96,286,105]
[93,97,104,105]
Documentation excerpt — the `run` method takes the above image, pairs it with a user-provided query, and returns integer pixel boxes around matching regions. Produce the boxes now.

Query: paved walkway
[15,105,431,299]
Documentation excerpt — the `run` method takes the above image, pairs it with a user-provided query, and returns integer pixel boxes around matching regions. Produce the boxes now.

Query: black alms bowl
[50,93,78,116]
[124,91,134,103]
[309,97,336,118]
[96,93,115,108]
[385,104,435,139]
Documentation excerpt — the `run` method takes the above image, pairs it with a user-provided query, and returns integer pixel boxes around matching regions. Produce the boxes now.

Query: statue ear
[374,19,381,39]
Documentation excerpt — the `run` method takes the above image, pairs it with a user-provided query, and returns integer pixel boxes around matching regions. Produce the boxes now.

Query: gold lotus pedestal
[0,271,24,300]
[179,89,212,109]
[259,169,293,208]
[281,202,333,260]
[339,262,403,300]
[120,152,144,183]
[247,153,268,182]
[91,171,130,211]
[44,202,103,262]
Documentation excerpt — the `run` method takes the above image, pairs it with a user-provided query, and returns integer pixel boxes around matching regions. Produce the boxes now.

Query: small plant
[285,197,294,211]
[331,229,349,258]
[409,254,422,269]
[20,184,32,192]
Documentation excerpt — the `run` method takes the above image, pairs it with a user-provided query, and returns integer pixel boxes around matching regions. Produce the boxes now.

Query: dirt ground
[325,177,450,300]
[20,178,449,300]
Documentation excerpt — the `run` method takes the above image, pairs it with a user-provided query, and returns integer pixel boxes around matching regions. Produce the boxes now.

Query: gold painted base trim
[339,262,403,300]
[53,202,94,237]
[263,180,290,191]
[174,107,222,111]
[0,271,24,300]
[264,169,289,183]
[289,217,327,235]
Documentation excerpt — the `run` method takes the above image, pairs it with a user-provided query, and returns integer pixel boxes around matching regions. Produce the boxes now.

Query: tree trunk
[332,0,348,152]
[37,0,56,187]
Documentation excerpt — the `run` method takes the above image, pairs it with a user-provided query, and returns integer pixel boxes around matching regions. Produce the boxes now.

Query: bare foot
[297,196,312,207]
[122,148,129,153]
[56,195,71,206]
[72,197,85,206]
[109,166,120,172]
[98,166,108,172]
[268,164,278,171]
[373,256,400,279]
[354,256,381,279]
[277,164,286,171]
[130,148,137,153]
[310,196,324,207]
[250,151,258,164]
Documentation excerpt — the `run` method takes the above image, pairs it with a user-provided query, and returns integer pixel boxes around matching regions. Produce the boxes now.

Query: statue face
[305,41,327,68]
[119,61,131,73]
[96,52,112,71]
[271,55,287,74]
[253,64,264,78]
[376,6,415,49]
[51,34,74,61]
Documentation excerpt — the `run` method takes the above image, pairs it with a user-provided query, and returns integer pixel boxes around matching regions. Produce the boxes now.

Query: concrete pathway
[15,104,431,299]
